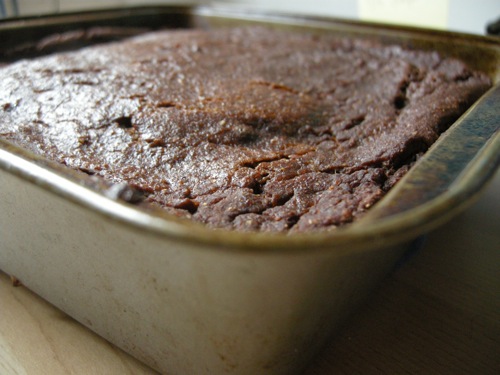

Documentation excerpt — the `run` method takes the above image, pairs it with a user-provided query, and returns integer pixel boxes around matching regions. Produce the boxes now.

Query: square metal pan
[1,6,499,375]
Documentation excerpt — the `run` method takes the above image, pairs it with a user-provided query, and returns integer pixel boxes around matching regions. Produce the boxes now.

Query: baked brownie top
[0,27,491,232]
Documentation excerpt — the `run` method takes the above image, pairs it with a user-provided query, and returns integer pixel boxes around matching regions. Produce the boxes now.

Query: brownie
[0,27,491,232]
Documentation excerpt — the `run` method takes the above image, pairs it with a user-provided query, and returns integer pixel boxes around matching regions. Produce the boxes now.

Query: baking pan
[0,6,499,375]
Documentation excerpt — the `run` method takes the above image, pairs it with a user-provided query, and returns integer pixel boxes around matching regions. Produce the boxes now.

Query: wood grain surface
[1,172,499,375]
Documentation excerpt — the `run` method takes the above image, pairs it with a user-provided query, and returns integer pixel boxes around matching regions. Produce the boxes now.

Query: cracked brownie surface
[0,27,491,232]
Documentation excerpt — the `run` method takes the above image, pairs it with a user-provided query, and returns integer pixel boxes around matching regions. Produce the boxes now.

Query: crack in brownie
[0,27,491,232]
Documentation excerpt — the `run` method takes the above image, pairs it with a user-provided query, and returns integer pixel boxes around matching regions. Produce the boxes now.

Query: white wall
[2,0,499,35]
[217,0,499,34]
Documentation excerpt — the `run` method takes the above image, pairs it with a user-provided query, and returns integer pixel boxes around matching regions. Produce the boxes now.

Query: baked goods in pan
[0,27,491,232]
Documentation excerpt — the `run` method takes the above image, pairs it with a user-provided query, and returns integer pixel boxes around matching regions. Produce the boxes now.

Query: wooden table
[1,172,499,375]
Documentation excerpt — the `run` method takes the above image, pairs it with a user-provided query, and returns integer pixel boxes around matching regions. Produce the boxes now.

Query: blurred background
[0,0,499,35]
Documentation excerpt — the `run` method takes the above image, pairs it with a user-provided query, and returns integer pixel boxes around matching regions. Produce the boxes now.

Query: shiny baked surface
[0,27,491,232]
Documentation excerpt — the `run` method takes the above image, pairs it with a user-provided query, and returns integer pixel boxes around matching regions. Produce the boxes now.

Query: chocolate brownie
[0,27,491,232]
